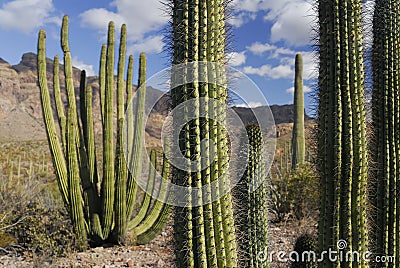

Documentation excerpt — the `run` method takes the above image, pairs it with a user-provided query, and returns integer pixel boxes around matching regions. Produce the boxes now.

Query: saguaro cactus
[235,125,269,268]
[371,1,400,266]
[317,0,368,267]
[170,0,238,267]
[291,53,305,169]
[37,16,171,245]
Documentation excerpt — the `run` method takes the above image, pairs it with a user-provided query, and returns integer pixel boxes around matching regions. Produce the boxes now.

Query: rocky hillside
[0,52,312,142]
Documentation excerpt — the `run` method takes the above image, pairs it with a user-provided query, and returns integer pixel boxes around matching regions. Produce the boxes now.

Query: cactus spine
[291,53,305,169]
[371,1,400,266]
[317,0,368,267]
[236,125,269,268]
[37,16,171,246]
[171,0,238,267]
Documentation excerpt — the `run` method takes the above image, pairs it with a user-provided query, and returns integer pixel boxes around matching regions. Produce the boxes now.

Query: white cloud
[243,64,293,79]
[227,51,246,66]
[267,1,314,46]
[0,0,59,33]
[234,101,264,108]
[247,42,276,55]
[285,85,312,94]
[80,0,167,42]
[79,8,126,34]
[72,57,95,77]
[128,35,164,55]
[229,0,315,46]
[247,42,295,58]
[245,40,317,81]
[228,12,256,28]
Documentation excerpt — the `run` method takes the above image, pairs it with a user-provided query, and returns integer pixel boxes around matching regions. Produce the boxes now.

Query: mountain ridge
[0,52,311,142]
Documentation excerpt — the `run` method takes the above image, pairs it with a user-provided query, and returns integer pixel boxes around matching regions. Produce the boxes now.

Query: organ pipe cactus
[317,0,368,267]
[37,15,171,246]
[371,1,400,266]
[170,0,238,267]
[291,53,305,169]
[236,124,269,268]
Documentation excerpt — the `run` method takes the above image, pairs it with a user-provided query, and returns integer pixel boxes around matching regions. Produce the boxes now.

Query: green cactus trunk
[37,16,171,246]
[371,1,400,267]
[170,0,238,267]
[292,53,305,170]
[235,125,269,268]
[317,0,368,267]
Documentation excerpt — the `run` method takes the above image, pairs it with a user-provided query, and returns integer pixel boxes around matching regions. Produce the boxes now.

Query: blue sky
[0,0,325,115]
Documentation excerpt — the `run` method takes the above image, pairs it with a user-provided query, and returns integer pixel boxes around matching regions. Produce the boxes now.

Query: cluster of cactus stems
[291,53,305,170]
[317,0,369,267]
[170,0,238,267]
[37,16,171,245]
[235,125,269,268]
[371,0,400,266]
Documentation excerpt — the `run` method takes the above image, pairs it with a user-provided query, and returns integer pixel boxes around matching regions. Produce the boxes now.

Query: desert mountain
[0,53,311,142]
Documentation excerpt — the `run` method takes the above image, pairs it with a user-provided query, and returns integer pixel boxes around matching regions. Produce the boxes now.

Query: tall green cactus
[170,0,238,267]
[37,16,171,246]
[291,53,305,169]
[235,125,269,268]
[317,0,368,267]
[371,1,400,266]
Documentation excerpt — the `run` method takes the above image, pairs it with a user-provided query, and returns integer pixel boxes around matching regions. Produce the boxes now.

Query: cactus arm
[79,70,87,132]
[291,53,305,169]
[349,0,368,256]
[83,85,103,241]
[99,44,106,125]
[214,1,238,265]
[134,148,172,242]
[199,0,217,265]
[66,107,88,242]
[208,1,226,265]
[117,24,127,122]
[101,21,116,239]
[124,56,134,223]
[37,29,69,207]
[61,16,78,130]
[126,52,147,219]
[189,0,209,266]
[171,1,195,265]
[128,150,157,229]
[114,118,128,244]
[126,55,134,108]
[83,84,98,189]
[171,0,238,266]
[237,125,269,268]
[125,55,134,163]
[317,0,368,266]
[371,0,399,263]
[113,23,128,244]
[53,55,66,153]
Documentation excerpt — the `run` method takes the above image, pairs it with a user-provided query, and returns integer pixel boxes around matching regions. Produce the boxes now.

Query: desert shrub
[269,164,319,221]
[0,169,85,257]
[7,201,86,257]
